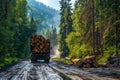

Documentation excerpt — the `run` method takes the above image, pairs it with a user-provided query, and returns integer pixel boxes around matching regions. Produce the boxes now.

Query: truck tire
[45,59,49,63]
[31,58,36,63]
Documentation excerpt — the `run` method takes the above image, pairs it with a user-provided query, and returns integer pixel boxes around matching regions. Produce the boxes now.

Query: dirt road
[0,61,120,80]
[0,61,63,80]
[50,62,120,80]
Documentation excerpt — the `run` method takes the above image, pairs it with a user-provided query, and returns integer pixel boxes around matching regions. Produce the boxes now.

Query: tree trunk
[115,0,119,56]
[91,0,96,55]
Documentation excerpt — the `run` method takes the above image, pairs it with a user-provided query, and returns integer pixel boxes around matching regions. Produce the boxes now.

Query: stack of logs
[72,55,99,68]
[30,35,50,53]
[66,54,120,68]
[66,55,120,68]
[65,55,100,68]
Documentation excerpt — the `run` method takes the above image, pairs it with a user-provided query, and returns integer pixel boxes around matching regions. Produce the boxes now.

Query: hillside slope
[27,0,60,34]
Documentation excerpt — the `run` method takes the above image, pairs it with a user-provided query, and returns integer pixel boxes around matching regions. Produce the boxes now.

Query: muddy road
[50,62,120,80]
[0,61,63,80]
[0,61,120,80]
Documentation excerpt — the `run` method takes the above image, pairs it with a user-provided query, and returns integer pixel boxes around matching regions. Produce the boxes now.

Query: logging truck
[30,35,50,63]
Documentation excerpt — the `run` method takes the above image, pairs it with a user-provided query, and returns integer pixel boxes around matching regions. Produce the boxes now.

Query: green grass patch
[0,57,18,67]
[98,54,109,63]
[52,57,72,65]
[98,50,115,63]
[4,57,18,65]
[52,57,60,61]
[0,63,4,67]
[61,58,72,65]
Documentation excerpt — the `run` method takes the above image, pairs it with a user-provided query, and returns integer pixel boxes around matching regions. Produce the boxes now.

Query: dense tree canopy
[59,0,73,58]
[59,0,120,62]
[0,0,36,66]
[41,25,58,46]
[27,0,60,34]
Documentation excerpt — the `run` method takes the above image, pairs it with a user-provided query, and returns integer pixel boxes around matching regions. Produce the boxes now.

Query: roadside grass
[98,55,109,63]
[61,58,72,65]
[0,57,18,67]
[52,57,60,61]
[52,57,72,65]
[98,50,117,63]
[0,63,4,67]
[53,50,120,65]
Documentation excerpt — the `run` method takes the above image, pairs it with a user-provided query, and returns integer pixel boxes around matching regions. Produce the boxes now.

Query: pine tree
[0,0,36,66]
[59,0,72,58]
[51,25,58,46]
[66,0,120,59]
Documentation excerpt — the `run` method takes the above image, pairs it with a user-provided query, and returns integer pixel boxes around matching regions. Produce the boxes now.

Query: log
[73,59,82,66]
[30,35,50,53]
[99,63,110,67]
[71,55,100,68]
[84,55,97,61]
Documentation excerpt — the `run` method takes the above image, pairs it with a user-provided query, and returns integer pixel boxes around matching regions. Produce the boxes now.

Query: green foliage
[65,0,120,61]
[61,58,72,65]
[98,46,117,63]
[59,0,72,58]
[0,0,36,66]
[66,0,93,58]
[41,25,58,46]
[52,57,72,65]
[52,57,60,61]
[27,0,60,33]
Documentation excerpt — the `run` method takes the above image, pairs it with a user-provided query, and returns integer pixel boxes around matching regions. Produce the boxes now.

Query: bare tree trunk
[91,0,96,55]
[100,23,104,56]
[96,29,98,55]
[115,1,119,56]
[100,0,104,56]
[115,21,118,56]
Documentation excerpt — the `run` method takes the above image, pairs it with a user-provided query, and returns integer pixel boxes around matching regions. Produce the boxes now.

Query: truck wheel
[45,59,49,63]
[31,58,36,63]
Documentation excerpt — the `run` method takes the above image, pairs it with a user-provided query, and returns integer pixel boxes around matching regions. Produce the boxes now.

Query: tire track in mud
[0,61,64,80]
[28,63,63,80]
[0,61,30,80]
[49,62,120,80]
[10,62,32,80]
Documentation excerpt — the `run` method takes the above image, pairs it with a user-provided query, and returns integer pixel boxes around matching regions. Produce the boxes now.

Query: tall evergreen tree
[51,25,58,46]
[66,0,120,60]
[59,0,72,58]
[0,0,36,66]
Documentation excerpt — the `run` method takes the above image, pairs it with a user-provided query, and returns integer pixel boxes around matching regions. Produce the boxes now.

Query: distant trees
[41,25,58,46]
[51,26,58,46]
[59,0,72,58]
[28,0,59,33]
[0,0,36,66]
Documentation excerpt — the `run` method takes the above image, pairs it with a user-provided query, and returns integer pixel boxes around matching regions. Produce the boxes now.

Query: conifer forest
[0,0,120,80]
